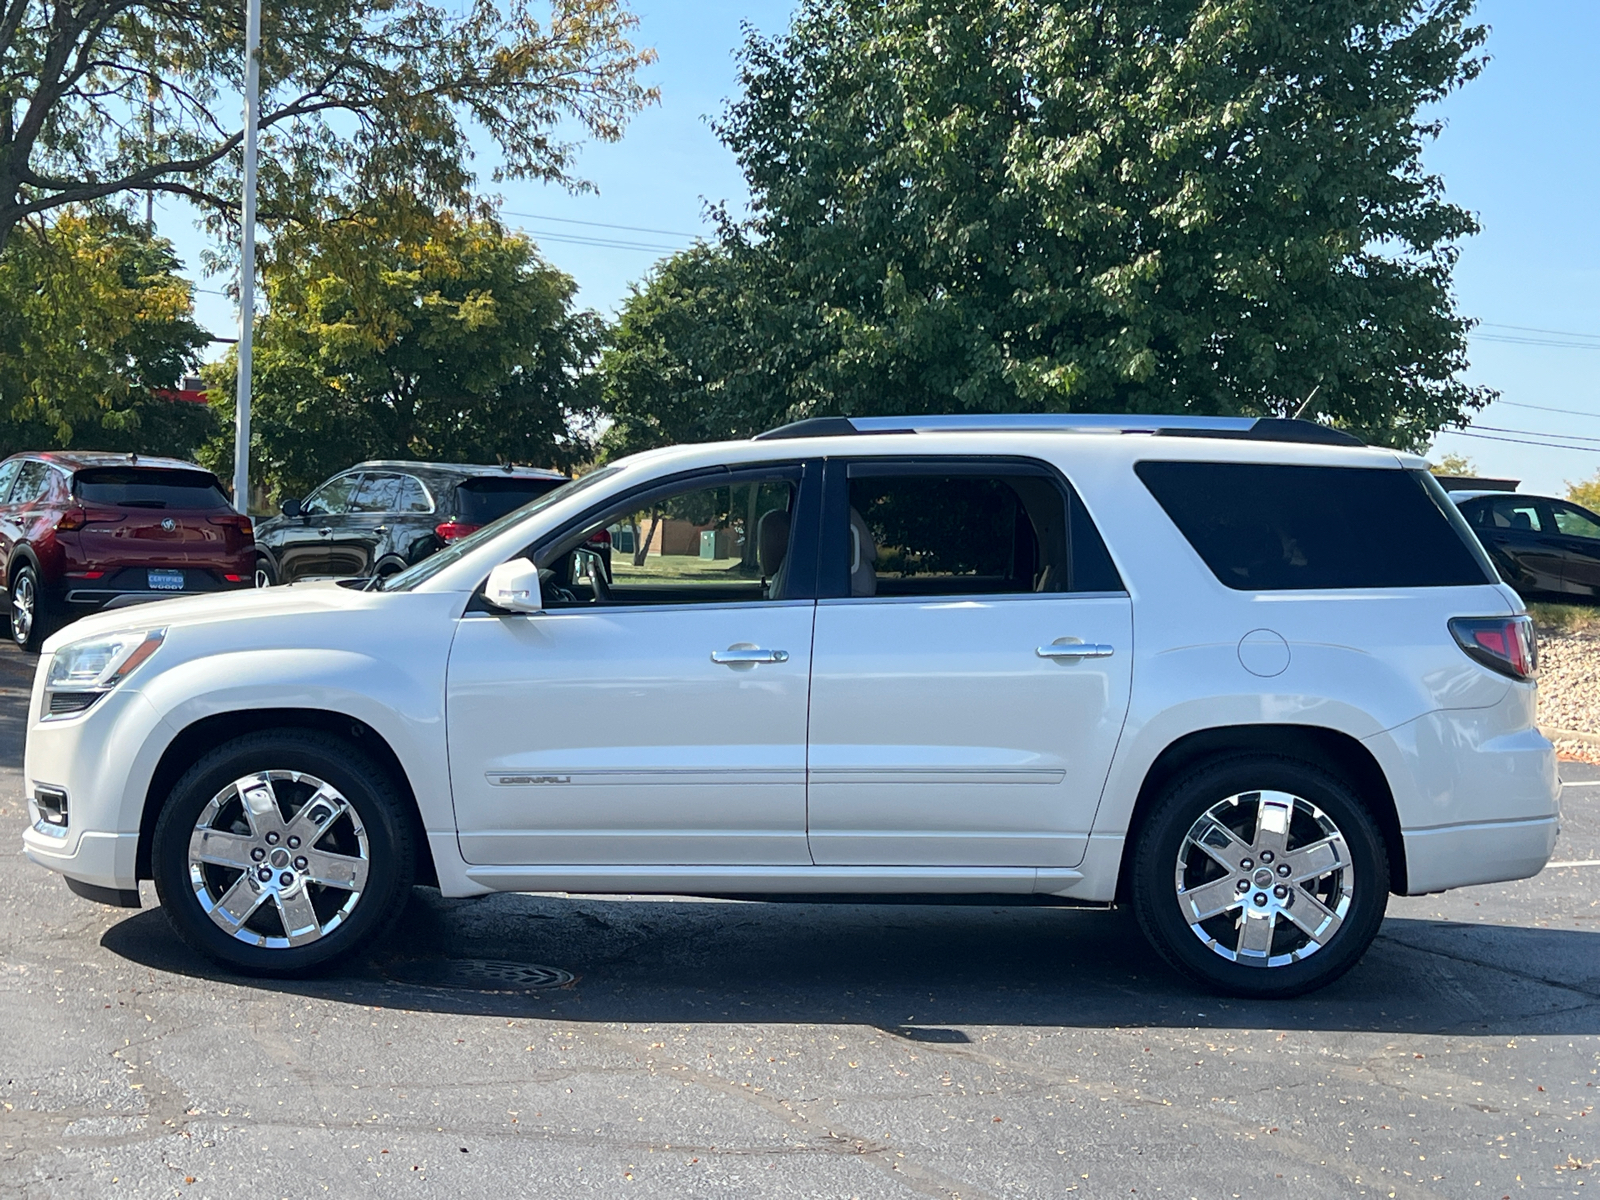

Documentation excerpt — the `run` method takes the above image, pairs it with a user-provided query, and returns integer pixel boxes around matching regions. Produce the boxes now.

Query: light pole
[232,0,262,515]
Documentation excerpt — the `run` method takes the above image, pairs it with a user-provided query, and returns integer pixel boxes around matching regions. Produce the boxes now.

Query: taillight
[436,520,480,543]
[208,513,253,533]
[1449,615,1537,680]
[57,507,86,531]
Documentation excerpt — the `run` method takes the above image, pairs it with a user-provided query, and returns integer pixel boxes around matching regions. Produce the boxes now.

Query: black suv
[1454,492,1600,600]
[253,461,568,586]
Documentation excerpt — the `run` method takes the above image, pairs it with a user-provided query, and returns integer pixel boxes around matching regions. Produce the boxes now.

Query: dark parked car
[0,452,254,650]
[1454,492,1600,600]
[253,461,569,586]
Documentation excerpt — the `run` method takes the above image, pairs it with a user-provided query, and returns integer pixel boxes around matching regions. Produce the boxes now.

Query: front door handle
[711,647,789,666]
[374,524,389,534]
[318,526,333,537]
[1037,642,1114,660]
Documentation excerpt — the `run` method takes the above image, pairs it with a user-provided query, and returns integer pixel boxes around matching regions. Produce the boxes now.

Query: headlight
[43,628,166,718]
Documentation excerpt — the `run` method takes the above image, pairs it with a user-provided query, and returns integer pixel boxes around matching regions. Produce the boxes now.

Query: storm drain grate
[382,958,576,992]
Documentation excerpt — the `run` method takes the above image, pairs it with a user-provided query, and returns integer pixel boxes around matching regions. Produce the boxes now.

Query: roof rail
[753,413,1362,447]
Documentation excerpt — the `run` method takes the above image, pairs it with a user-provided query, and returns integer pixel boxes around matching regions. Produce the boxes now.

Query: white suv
[20,415,1558,997]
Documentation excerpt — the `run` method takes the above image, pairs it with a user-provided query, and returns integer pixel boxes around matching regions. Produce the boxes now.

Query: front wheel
[151,731,414,975]
[1131,756,1389,998]
[254,555,276,588]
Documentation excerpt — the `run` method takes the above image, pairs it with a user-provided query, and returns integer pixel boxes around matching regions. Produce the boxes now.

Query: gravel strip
[1536,629,1600,763]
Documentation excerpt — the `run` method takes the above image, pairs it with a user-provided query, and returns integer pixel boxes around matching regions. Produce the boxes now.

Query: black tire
[1130,755,1389,999]
[151,730,414,976]
[9,563,51,651]
[254,555,277,588]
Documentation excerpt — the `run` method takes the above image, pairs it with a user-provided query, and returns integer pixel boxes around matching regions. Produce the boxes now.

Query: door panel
[806,594,1132,867]
[448,602,816,866]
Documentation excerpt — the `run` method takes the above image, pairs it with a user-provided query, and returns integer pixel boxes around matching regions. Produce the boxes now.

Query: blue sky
[172,0,1600,494]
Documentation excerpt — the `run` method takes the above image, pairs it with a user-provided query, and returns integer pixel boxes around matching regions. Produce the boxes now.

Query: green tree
[204,199,602,500]
[1568,472,1600,515]
[606,0,1493,451]
[1429,452,1476,476]
[0,210,215,457]
[0,0,655,252]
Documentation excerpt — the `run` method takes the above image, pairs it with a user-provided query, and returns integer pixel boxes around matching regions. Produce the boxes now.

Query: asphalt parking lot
[1,643,1597,1200]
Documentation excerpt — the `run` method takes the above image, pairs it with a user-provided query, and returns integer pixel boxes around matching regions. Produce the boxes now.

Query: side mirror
[280,497,302,518]
[485,557,543,613]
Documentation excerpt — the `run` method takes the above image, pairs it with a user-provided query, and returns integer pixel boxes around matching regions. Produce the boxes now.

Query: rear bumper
[64,582,251,608]
[1403,816,1560,893]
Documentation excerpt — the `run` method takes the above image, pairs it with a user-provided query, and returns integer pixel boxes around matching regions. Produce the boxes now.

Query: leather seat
[757,508,790,599]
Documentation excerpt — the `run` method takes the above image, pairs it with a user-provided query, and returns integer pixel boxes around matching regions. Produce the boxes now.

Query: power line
[1467,423,1600,447]
[1499,399,1600,420]
[500,209,706,240]
[1444,429,1600,452]
[523,229,685,254]
[1475,332,1600,350]
[1480,321,1600,342]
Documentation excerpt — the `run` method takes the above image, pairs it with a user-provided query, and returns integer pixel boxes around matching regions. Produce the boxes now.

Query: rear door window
[350,472,403,513]
[1135,462,1493,590]
[73,467,231,509]
[1550,501,1600,540]
[829,461,1122,598]
[454,476,566,525]
[0,460,21,504]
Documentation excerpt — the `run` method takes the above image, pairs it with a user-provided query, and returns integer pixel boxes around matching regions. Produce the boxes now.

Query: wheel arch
[136,707,438,889]
[1113,724,1406,902]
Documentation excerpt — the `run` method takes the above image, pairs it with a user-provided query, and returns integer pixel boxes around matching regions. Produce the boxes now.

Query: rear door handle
[318,526,333,537]
[711,648,789,666]
[1037,642,1114,660]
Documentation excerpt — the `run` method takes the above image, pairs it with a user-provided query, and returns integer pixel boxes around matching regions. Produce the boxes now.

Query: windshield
[379,466,622,592]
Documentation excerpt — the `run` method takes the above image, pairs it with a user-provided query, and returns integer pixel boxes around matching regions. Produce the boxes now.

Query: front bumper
[22,686,172,895]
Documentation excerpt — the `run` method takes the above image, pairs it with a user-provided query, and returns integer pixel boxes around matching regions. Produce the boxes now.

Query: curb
[1543,726,1600,748]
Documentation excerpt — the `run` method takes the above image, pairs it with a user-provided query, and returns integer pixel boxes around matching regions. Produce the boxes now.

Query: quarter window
[1136,462,1492,590]
[833,463,1122,598]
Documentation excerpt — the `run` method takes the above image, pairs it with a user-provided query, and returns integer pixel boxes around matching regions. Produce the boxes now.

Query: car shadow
[100,888,1600,1035]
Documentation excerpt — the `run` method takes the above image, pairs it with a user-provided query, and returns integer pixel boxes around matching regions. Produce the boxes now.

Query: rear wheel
[151,730,414,975]
[9,564,50,651]
[1131,756,1389,998]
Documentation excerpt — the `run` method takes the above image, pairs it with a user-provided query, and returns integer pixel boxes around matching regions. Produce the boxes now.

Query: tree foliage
[204,198,602,500]
[605,0,1493,452]
[0,210,215,457]
[1568,472,1600,515]
[0,0,655,252]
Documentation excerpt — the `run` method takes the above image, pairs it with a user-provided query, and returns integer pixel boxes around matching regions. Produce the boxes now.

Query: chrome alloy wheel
[1173,789,1354,968]
[11,571,34,644]
[187,770,370,949]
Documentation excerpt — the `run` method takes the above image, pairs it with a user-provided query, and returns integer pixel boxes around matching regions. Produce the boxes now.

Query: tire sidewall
[1132,756,1390,998]
[10,564,40,650]
[152,731,412,975]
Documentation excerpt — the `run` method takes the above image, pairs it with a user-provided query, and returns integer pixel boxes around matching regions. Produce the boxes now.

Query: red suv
[0,452,254,650]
